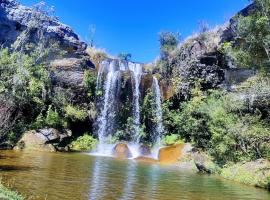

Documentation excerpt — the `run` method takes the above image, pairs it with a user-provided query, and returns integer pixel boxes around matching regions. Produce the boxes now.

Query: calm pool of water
[0,150,269,200]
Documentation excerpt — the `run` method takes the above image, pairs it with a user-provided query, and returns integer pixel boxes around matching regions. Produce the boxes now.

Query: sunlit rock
[158,144,185,164]
[14,128,71,152]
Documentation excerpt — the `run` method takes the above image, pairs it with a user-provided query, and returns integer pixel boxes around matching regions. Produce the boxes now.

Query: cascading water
[128,63,142,143]
[96,60,120,153]
[152,77,164,145]
[94,59,143,156]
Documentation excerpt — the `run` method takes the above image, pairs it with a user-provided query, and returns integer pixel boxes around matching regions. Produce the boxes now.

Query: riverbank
[178,145,270,191]
[0,183,24,200]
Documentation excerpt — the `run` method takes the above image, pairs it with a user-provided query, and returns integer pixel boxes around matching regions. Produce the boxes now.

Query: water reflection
[0,151,269,200]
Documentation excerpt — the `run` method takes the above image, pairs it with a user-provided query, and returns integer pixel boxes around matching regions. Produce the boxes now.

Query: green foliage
[70,134,98,151]
[224,0,270,71]
[0,184,24,200]
[45,105,63,128]
[221,162,270,189]
[163,134,183,146]
[118,53,132,61]
[83,70,97,99]
[163,78,270,165]
[64,105,88,122]
[159,31,180,59]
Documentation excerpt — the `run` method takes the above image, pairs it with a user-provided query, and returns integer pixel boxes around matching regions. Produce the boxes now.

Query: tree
[118,53,132,61]
[159,31,180,59]
[231,0,270,70]
[86,24,96,47]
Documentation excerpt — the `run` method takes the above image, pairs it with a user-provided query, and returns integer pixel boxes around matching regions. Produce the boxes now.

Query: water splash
[152,77,164,145]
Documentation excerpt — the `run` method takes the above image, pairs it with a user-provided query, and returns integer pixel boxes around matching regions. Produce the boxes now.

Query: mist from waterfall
[152,77,164,145]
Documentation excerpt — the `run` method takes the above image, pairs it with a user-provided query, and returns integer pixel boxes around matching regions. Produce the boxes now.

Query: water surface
[0,150,269,200]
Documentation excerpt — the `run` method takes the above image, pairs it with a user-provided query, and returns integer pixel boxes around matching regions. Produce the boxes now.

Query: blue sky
[20,0,250,63]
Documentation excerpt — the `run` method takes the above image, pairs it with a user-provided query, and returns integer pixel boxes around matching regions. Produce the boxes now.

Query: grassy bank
[220,160,270,191]
[0,184,24,200]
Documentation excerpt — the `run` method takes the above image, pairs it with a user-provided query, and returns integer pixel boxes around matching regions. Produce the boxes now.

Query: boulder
[112,143,132,159]
[158,144,185,164]
[139,145,151,156]
[14,128,72,152]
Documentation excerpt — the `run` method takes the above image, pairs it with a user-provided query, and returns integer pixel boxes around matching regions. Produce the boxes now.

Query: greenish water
[0,150,269,200]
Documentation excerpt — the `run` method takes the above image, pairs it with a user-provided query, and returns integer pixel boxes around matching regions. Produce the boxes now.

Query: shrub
[83,70,97,99]
[86,47,107,67]
[70,134,98,151]
[45,105,63,128]
[163,134,183,146]
[64,105,88,122]
[118,53,132,61]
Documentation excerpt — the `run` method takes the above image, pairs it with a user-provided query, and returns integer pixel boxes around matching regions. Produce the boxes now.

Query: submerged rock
[112,143,132,159]
[14,128,72,152]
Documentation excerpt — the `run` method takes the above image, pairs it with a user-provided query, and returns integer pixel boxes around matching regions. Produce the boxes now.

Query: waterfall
[95,59,143,156]
[152,77,164,144]
[96,60,119,146]
[128,63,142,143]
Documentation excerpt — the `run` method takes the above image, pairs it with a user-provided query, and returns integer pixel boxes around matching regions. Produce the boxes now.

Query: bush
[70,134,98,151]
[163,134,183,146]
[64,105,88,122]
[83,70,97,99]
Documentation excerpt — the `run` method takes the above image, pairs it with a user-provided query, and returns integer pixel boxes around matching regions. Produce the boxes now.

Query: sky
[19,0,250,63]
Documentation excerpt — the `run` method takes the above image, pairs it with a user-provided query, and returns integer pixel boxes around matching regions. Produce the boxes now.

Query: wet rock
[158,144,184,164]
[139,145,151,156]
[134,156,159,164]
[112,143,132,159]
[195,162,212,174]
[179,146,216,174]
[14,128,72,152]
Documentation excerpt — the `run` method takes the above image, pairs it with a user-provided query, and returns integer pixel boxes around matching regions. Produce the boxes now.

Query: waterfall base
[89,142,162,160]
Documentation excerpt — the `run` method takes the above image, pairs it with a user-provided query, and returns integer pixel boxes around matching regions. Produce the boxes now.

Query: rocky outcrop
[0,0,96,92]
[51,57,95,89]
[0,0,86,54]
[14,128,71,152]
